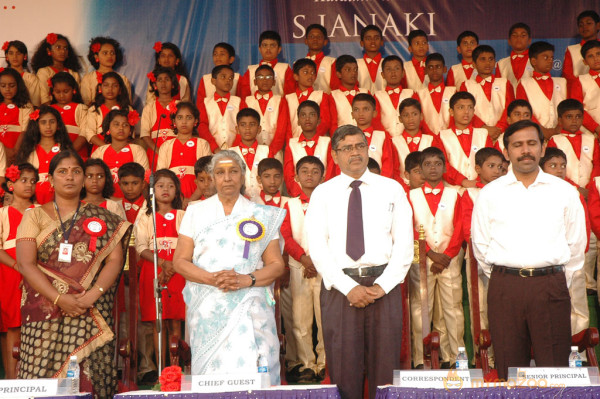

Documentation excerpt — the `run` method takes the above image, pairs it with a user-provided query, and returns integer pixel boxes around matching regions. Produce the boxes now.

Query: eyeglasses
[335,142,368,153]
[256,75,274,80]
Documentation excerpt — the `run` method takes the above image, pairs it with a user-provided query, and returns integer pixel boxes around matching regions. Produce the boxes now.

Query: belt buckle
[358,266,367,277]
[519,268,534,277]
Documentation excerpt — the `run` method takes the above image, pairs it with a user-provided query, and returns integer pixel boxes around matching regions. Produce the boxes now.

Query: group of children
[1,8,600,382]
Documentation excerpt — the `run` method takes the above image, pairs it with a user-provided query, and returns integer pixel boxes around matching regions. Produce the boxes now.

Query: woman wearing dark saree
[16,150,132,398]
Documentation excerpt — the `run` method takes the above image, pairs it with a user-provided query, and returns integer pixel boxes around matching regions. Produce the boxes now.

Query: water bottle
[257,354,270,388]
[66,355,80,394]
[456,347,468,370]
[569,346,583,368]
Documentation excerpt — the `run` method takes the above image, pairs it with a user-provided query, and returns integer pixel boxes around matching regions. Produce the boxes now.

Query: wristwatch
[249,273,256,287]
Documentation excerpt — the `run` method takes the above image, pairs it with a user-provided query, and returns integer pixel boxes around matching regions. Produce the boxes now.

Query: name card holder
[507,367,600,387]
[393,369,484,389]
[0,378,61,398]
[187,373,263,392]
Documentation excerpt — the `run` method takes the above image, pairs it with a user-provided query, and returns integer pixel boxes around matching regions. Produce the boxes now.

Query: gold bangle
[53,293,61,305]
[95,284,104,294]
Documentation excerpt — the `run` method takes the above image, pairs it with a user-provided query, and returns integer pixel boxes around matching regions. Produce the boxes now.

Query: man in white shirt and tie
[305,125,413,399]
[472,119,587,379]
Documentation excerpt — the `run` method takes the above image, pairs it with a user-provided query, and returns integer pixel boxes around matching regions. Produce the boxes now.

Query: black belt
[343,264,387,278]
[493,265,565,277]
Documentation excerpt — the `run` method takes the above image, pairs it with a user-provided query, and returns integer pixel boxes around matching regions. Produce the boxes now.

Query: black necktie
[346,180,365,261]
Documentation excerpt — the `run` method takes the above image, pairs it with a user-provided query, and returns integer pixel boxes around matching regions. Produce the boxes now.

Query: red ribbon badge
[83,217,107,252]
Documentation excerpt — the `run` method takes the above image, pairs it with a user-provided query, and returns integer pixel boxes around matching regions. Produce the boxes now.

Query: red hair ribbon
[46,33,58,45]
[1,42,9,52]
[153,42,162,53]
[91,42,101,53]
[128,110,140,126]
[5,165,20,182]
[147,71,156,82]
[29,110,40,121]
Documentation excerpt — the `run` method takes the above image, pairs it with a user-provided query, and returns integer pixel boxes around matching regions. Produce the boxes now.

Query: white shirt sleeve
[471,187,493,278]
[564,190,587,286]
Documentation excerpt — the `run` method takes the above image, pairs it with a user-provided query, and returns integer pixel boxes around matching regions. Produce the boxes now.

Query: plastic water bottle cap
[571,346,578,351]
[70,356,77,361]
[458,347,465,351]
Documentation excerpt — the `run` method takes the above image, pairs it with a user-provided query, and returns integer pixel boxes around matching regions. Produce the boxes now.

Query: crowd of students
[1,8,600,384]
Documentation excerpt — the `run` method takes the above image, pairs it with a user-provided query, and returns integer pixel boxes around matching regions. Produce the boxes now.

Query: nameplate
[507,367,600,387]
[191,373,262,392]
[393,369,483,389]
[0,378,58,397]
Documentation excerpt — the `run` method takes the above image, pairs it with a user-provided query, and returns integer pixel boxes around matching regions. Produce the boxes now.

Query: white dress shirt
[305,170,414,295]
[471,168,586,286]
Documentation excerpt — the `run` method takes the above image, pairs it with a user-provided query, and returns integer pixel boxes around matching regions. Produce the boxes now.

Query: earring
[8,187,13,192]
[106,130,110,135]
[72,89,76,94]
[98,87,102,93]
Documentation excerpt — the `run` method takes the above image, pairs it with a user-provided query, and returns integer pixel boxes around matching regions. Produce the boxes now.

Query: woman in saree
[16,149,131,398]
[173,150,285,385]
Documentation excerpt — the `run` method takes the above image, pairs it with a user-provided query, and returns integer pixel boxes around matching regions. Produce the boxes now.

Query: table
[376,386,600,398]
[114,385,340,399]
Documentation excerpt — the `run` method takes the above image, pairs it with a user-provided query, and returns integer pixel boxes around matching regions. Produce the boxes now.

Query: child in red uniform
[117,162,147,224]
[287,59,333,138]
[237,30,295,98]
[446,31,478,88]
[569,40,600,136]
[157,102,211,199]
[135,169,186,370]
[0,67,32,160]
[460,45,514,141]
[84,72,133,149]
[91,109,149,198]
[196,43,240,103]
[16,105,74,204]
[403,151,424,193]
[495,23,533,91]
[0,163,36,379]
[330,55,369,128]
[356,25,386,93]
[245,65,289,155]
[563,10,600,87]
[516,41,566,138]
[284,100,335,196]
[81,158,126,218]
[199,65,247,151]
[31,33,82,105]
[401,30,429,91]
[304,24,336,93]
[187,156,214,204]
[497,99,533,152]
[255,158,288,207]
[49,72,88,159]
[80,36,131,106]
[375,55,417,137]
[3,40,41,106]
[146,42,191,104]
[141,67,179,163]
[417,53,456,135]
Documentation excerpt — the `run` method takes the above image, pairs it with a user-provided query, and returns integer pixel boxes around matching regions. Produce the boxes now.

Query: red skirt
[0,263,21,331]
[139,259,185,321]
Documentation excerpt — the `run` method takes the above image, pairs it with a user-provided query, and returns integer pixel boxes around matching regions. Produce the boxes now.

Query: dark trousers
[487,269,572,380]
[320,276,403,399]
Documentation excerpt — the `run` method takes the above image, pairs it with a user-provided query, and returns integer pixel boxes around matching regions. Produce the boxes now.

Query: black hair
[93,71,131,111]
[31,33,82,73]
[255,64,275,76]
[581,39,600,58]
[118,161,145,180]
[296,155,325,176]
[0,67,30,107]
[529,41,554,59]
[507,99,533,116]
[456,31,479,47]
[298,100,320,118]
[381,55,404,70]
[352,93,376,109]
[48,149,84,177]
[472,45,495,62]
[150,66,179,97]
[425,53,445,66]
[213,42,235,59]
[16,105,74,164]
[194,155,213,176]
[171,102,200,137]
[3,40,29,69]
[420,147,445,166]
[475,147,504,167]
[335,55,358,72]
[360,24,383,41]
[404,151,422,172]
[408,30,428,46]
[211,64,234,79]
[503,119,544,149]
[367,157,381,173]
[509,22,531,37]
[331,125,366,150]
[259,30,282,47]
[153,42,188,78]
[399,98,422,114]
[449,91,476,109]
[236,107,261,124]
[540,147,567,167]
[50,71,84,104]
[102,109,134,144]
[578,10,600,24]
[87,36,123,69]
[306,24,328,38]
[145,169,183,215]
[557,99,584,117]
[81,158,115,199]
[258,158,283,176]
[293,58,317,75]
[1,162,39,200]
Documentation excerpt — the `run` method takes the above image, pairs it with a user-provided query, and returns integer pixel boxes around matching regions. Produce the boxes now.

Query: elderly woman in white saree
[173,150,285,385]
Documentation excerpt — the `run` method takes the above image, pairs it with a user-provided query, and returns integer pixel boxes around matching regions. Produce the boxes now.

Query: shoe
[317,368,326,381]
[587,289,597,296]
[139,370,158,385]
[285,364,303,383]
[440,362,451,369]
[414,364,424,369]
[297,368,317,383]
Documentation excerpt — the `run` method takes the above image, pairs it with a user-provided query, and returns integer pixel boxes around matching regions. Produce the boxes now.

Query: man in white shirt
[305,125,413,399]
[472,119,586,379]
